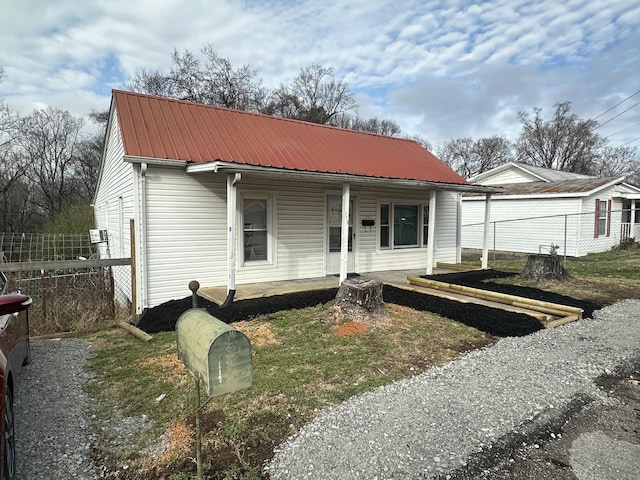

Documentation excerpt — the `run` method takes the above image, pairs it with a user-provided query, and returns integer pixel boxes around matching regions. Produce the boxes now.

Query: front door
[326,195,355,275]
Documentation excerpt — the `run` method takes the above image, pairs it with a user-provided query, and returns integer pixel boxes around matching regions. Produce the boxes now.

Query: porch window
[243,198,268,262]
[379,202,430,249]
[422,204,430,246]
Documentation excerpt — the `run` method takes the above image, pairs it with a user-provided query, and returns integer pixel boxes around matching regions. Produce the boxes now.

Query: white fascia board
[124,155,188,168]
[187,160,502,194]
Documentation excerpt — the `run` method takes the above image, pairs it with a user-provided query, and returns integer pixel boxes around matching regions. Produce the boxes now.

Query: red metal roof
[112,90,467,185]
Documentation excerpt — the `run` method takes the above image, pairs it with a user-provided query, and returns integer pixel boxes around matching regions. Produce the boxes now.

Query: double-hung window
[379,202,430,249]
[594,199,610,238]
[243,196,270,263]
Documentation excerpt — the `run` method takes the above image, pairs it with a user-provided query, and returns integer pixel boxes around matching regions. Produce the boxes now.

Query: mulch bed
[136,269,603,338]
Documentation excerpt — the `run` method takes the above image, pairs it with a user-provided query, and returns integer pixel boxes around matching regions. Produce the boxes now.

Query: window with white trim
[379,202,430,249]
[594,198,610,238]
[243,196,270,263]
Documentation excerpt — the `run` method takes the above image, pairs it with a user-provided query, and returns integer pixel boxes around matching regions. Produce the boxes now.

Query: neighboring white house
[462,162,640,257]
[93,90,496,313]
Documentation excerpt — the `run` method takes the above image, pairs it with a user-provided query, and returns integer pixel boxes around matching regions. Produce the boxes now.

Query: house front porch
[198,268,458,304]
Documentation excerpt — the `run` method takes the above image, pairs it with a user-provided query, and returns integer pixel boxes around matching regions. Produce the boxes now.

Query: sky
[1,0,639,150]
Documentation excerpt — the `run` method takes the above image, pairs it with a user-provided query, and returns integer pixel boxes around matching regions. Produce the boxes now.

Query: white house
[462,162,640,257]
[93,90,495,313]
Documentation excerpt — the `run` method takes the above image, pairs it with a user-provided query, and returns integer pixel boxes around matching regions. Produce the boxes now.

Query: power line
[606,121,640,139]
[595,102,640,129]
[592,88,640,121]
[619,136,640,147]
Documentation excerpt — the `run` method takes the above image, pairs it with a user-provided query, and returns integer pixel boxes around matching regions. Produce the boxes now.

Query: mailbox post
[176,281,253,479]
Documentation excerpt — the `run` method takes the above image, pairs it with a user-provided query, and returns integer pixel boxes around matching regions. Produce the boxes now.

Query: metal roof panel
[113,90,467,185]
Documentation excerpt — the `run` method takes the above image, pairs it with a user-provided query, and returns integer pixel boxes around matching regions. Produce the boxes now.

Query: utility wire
[606,121,640,139]
[595,102,640,129]
[592,88,640,121]
[619,137,640,147]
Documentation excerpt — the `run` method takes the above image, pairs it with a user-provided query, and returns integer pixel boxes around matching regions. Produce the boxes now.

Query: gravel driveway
[14,338,98,479]
[268,299,640,479]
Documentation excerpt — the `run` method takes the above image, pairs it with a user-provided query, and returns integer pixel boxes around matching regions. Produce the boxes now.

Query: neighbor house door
[326,195,355,275]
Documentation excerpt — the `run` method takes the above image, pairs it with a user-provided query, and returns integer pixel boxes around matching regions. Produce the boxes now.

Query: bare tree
[72,110,108,202]
[127,44,267,112]
[516,102,605,174]
[18,107,85,220]
[269,64,358,125]
[437,136,512,179]
[333,114,402,136]
[593,145,640,185]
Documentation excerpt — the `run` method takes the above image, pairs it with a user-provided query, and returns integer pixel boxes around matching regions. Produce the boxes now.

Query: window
[594,199,610,238]
[380,204,390,249]
[423,204,430,246]
[243,198,268,262]
[379,202,430,249]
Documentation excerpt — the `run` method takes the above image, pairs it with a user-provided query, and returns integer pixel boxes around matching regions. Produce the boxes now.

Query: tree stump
[327,277,387,323]
[520,254,569,281]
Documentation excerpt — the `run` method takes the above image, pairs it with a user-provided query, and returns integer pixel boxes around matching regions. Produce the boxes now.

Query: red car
[0,272,31,480]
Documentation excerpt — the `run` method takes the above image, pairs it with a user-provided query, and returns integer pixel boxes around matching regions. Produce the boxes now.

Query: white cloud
[0,0,637,148]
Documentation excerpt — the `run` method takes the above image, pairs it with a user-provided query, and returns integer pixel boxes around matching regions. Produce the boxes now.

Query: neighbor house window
[243,197,269,262]
[379,202,430,249]
[594,199,610,238]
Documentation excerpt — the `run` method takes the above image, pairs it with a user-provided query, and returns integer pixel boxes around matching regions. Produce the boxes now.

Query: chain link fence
[1,232,131,336]
[461,209,638,266]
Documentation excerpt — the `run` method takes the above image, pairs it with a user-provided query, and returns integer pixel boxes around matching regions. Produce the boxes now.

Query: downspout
[426,190,437,275]
[481,193,492,269]
[139,163,149,312]
[222,173,241,307]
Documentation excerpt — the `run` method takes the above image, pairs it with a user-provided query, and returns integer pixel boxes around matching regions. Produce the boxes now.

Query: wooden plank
[407,276,583,317]
[544,313,581,328]
[118,321,155,342]
[1,258,131,272]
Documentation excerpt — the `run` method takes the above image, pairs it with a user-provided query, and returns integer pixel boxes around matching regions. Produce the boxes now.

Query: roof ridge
[112,89,418,144]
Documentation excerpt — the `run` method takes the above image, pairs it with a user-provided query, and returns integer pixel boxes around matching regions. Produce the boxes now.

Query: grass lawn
[85,245,640,480]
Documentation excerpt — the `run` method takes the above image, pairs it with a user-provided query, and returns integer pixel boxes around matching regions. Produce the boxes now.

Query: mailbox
[176,308,253,397]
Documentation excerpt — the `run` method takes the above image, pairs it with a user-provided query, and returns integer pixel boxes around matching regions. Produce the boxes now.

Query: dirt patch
[233,320,279,347]
[335,320,368,337]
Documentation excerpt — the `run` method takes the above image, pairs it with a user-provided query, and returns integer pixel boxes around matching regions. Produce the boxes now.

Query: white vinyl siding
[143,168,227,307]
[235,177,325,284]
[92,111,134,305]
[462,191,626,257]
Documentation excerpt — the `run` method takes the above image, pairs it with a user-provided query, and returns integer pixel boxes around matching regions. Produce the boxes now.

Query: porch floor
[198,268,454,304]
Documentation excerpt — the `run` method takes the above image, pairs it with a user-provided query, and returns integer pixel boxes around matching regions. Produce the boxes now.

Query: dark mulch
[136,269,603,338]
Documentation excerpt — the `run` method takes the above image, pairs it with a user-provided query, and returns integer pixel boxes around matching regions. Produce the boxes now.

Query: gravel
[267,299,640,480]
[14,338,99,480]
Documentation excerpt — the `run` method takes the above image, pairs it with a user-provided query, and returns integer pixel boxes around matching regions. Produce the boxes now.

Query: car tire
[3,388,16,480]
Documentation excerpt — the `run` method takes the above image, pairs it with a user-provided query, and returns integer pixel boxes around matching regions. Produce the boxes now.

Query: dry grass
[86,303,495,480]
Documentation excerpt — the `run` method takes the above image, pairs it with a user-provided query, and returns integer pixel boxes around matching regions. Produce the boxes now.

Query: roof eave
[188,160,500,193]
[124,155,188,168]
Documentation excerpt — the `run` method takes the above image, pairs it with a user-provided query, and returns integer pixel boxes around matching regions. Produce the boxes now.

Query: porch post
[482,193,492,269]
[227,173,240,294]
[426,190,437,275]
[456,192,462,264]
[339,182,351,284]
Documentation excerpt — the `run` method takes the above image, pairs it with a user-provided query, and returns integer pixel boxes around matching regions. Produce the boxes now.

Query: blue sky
[1,0,638,149]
